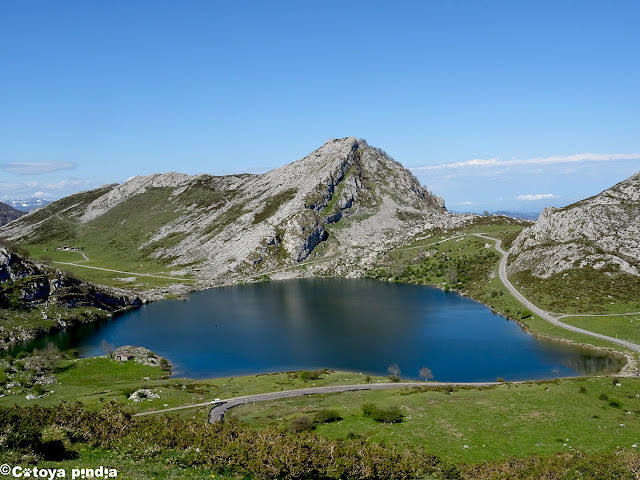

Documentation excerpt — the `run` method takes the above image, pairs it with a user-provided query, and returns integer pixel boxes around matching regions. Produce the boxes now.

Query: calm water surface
[24,278,622,381]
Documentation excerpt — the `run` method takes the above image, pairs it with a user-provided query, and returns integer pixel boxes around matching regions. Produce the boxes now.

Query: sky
[1,1,639,213]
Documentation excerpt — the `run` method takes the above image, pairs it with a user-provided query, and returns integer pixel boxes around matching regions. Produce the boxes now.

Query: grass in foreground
[227,376,640,463]
[2,381,640,480]
[2,351,640,477]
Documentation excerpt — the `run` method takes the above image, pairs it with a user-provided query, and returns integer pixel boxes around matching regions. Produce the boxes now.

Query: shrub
[599,393,609,401]
[313,409,341,424]
[362,404,403,423]
[579,386,587,394]
[520,309,532,319]
[159,358,171,372]
[299,370,322,381]
[608,400,622,408]
[289,415,314,433]
[388,375,402,382]
[364,375,371,383]
[32,384,45,396]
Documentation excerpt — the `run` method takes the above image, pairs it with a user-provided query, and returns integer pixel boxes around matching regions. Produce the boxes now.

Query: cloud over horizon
[1,161,77,175]
[412,153,640,171]
[516,193,556,201]
[0,178,93,202]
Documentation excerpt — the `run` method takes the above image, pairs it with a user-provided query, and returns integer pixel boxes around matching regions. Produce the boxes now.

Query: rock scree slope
[508,171,640,279]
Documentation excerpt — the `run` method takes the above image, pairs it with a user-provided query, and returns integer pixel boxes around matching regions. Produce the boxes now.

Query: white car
[210,398,221,405]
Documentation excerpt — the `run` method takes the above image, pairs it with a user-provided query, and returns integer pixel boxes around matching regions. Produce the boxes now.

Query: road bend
[473,233,640,355]
[134,381,497,423]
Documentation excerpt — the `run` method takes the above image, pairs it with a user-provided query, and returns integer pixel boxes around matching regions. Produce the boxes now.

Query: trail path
[52,261,195,282]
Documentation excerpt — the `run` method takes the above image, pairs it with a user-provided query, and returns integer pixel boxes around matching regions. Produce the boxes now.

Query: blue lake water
[26,278,622,381]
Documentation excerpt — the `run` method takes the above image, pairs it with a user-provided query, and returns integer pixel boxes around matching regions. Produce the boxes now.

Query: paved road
[474,233,640,355]
[133,381,497,423]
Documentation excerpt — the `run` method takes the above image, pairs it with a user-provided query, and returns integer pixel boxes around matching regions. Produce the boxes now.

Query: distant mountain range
[4,199,51,212]
[451,210,540,221]
[492,211,540,221]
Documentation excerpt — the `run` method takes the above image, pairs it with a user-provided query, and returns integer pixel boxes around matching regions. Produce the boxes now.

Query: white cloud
[42,179,92,190]
[412,153,640,171]
[516,193,555,201]
[0,178,94,201]
[1,161,77,175]
[30,191,52,198]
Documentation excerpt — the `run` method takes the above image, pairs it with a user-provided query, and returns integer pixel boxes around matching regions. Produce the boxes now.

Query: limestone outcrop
[508,172,640,278]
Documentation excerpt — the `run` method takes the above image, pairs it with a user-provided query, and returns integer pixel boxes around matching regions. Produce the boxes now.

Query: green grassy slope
[228,376,640,463]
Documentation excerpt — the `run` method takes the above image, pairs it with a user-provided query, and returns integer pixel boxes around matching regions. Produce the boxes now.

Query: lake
[22,278,622,381]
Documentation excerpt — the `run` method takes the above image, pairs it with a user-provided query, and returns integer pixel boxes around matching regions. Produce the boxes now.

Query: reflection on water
[7,278,624,380]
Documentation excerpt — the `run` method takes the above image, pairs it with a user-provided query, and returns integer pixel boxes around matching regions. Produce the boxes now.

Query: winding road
[474,233,640,355]
[133,381,496,423]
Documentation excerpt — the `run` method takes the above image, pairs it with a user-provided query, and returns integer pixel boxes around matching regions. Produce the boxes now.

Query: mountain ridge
[508,171,640,278]
[1,138,470,285]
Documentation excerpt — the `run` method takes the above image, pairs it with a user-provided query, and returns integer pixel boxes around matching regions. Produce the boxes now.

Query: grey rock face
[509,171,640,277]
[1,137,471,283]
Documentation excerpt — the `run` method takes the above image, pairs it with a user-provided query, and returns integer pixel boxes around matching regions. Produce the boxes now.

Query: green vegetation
[14,187,197,290]
[3,383,640,479]
[2,348,639,477]
[0,306,111,350]
[252,188,297,224]
[561,314,640,344]
[0,353,393,421]
[512,268,640,315]
[227,376,640,464]
[362,403,403,423]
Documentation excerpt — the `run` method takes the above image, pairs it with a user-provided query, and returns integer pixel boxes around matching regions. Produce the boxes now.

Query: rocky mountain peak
[0,138,466,282]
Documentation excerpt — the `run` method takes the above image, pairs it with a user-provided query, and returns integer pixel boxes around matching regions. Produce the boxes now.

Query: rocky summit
[0,137,471,284]
[508,171,640,278]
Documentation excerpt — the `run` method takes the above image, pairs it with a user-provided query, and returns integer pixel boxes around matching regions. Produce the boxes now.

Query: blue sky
[1,1,639,213]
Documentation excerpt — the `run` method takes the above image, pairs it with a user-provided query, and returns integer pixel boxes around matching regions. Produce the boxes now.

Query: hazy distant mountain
[492,211,540,221]
[1,138,472,283]
[0,202,26,226]
[509,171,640,278]
[6,199,51,212]
[450,210,540,221]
